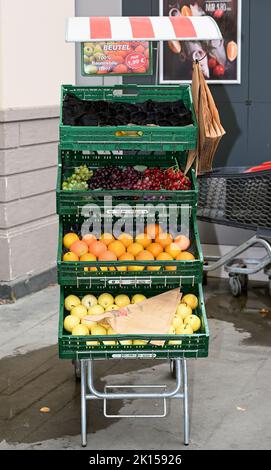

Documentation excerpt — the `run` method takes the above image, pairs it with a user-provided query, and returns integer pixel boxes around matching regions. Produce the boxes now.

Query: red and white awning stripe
[66,16,222,42]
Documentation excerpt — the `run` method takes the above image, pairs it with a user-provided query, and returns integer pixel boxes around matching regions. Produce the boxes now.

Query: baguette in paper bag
[84,288,181,346]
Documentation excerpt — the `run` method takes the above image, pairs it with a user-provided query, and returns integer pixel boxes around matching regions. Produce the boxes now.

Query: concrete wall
[0,0,75,298]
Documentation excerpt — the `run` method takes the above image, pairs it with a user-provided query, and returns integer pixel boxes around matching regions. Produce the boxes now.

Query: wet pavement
[0,279,270,450]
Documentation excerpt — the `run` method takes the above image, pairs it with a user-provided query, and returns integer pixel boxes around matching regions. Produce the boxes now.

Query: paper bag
[185,61,226,175]
[84,288,181,345]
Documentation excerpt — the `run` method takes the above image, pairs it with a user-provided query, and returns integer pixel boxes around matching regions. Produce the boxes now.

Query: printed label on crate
[82,41,152,76]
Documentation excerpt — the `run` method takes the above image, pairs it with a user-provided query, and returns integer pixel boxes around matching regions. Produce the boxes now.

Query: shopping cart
[197,166,271,296]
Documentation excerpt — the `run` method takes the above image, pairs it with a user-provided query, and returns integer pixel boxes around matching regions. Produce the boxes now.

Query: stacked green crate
[57,83,208,359]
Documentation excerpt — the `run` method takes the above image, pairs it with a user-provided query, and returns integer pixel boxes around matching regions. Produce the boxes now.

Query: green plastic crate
[57,214,203,287]
[58,284,209,360]
[56,149,198,215]
[59,84,198,151]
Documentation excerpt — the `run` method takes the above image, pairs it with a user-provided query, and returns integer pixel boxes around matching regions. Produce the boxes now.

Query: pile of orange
[62,224,195,271]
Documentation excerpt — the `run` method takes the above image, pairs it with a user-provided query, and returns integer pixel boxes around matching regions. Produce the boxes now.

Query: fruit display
[63,93,193,127]
[82,41,150,76]
[62,224,195,270]
[62,165,191,191]
[62,165,93,190]
[63,292,201,341]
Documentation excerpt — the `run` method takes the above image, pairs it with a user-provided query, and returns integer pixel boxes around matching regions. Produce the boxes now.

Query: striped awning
[66,16,222,42]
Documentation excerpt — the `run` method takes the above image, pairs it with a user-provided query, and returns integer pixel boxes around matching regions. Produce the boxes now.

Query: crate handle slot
[115,130,144,138]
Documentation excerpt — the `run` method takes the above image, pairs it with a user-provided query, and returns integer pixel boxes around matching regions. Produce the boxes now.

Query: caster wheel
[170,360,176,378]
[229,276,242,297]
[72,360,81,381]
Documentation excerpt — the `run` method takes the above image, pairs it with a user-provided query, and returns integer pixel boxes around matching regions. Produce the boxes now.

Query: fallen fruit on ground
[64,315,80,333]
[64,295,81,311]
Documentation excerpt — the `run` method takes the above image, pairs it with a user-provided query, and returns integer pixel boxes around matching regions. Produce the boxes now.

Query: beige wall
[0,0,75,109]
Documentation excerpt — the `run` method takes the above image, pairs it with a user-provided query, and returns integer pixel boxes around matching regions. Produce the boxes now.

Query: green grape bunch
[62,165,93,190]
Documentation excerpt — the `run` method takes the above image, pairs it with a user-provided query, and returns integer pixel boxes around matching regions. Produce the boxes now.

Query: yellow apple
[88,304,104,315]
[81,294,97,309]
[64,295,81,311]
[182,294,198,310]
[105,304,119,312]
[119,339,133,345]
[175,324,194,335]
[63,315,80,333]
[90,325,107,336]
[71,324,89,336]
[168,325,176,334]
[172,316,184,329]
[184,314,201,332]
[176,303,192,320]
[131,294,147,304]
[133,340,148,345]
[115,294,130,308]
[98,293,114,309]
[71,305,88,320]
[81,318,97,332]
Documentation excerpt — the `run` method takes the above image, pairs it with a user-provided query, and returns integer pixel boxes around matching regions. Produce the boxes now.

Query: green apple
[184,314,201,332]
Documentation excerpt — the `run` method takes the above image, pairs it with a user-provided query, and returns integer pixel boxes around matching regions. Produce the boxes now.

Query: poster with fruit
[82,41,152,76]
[160,0,241,84]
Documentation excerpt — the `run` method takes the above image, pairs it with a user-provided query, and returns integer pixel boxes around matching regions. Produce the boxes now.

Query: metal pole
[182,359,189,445]
[81,360,87,447]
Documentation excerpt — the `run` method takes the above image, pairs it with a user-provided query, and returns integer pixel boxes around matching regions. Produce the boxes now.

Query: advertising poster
[82,41,152,76]
[160,0,242,84]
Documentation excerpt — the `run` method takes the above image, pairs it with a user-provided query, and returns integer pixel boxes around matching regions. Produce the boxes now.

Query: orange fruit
[63,232,79,249]
[89,240,107,257]
[147,265,161,271]
[127,242,144,257]
[135,233,152,249]
[118,233,133,248]
[100,233,115,246]
[99,267,116,272]
[98,250,117,261]
[70,240,88,257]
[176,252,195,261]
[174,235,190,251]
[148,242,163,258]
[117,252,135,272]
[136,250,154,261]
[156,252,176,271]
[82,233,97,247]
[144,223,162,239]
[80,253,97,272]
[63,251,79,262]
[155,233,173,249]
[108,240,126,258]
[165,243,182,259]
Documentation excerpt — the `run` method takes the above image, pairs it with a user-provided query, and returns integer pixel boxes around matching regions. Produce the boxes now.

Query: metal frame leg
[182,359,189,445]
[81,360,87,447]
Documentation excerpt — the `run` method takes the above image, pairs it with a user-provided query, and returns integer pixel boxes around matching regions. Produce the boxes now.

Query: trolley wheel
[170,360,176,378]
[72,359,81,381]
[229,276,242,297]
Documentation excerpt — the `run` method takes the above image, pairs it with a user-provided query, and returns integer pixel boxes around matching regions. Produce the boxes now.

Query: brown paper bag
[84,288,181,345]
[185,61,226,175]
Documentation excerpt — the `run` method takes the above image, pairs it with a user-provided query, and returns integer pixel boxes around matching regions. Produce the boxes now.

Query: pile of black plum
[62,93,193,127]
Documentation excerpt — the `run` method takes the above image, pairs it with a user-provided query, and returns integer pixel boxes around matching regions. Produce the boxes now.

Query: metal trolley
[197,167,271,296]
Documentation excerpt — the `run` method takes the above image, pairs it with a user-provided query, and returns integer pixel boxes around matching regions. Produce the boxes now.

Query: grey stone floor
[0,279,270,450]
